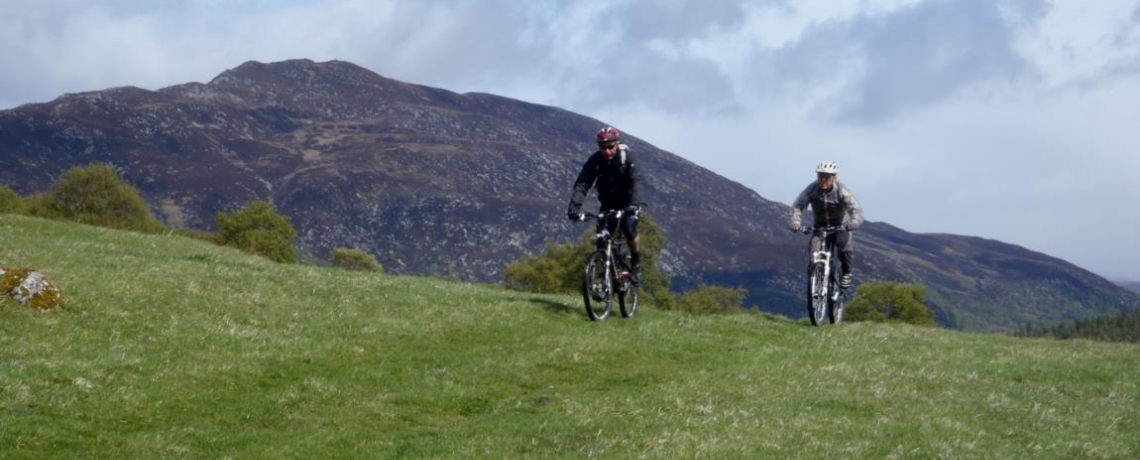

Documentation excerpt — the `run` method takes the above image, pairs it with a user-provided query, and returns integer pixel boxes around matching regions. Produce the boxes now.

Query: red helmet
[596,127,621,144]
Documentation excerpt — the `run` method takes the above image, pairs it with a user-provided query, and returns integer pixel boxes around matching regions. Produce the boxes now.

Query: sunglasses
[599,143,618,150]
[817,174,836,180]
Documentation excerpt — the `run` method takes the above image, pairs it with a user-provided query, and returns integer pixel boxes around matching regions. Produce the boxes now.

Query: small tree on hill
[216,200,298,263]
[504,240,590,293]
[24,163,165,233]
[330,247,384,272]
[676,284,748,315]
[846,281,938,327]
[0,185,23,214]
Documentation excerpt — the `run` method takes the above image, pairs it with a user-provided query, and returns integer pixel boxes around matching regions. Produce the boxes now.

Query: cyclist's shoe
[631,262,643,286]
[839,273,853,289]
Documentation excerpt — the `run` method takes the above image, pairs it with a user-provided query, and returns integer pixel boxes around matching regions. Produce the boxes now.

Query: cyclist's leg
[834,231,854,287]
[809,233,824,254]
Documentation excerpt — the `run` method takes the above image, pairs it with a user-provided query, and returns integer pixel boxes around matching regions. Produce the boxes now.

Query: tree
[216,200,298,263]
[0,185,22,214]
[503,240,590,293]
[846,282,938,327]
[504,212,675,309]
[24,163,165,233]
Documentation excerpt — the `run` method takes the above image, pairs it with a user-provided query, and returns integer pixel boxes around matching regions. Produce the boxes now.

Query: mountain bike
[801,226,847,326]
[579,209,639,321]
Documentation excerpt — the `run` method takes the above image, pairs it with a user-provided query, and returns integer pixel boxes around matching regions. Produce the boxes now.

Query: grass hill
[2,214,1138,459]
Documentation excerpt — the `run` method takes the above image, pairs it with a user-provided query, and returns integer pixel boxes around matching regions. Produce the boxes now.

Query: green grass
[2,214,1138,459]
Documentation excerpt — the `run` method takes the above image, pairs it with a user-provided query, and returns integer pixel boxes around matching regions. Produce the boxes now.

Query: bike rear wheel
[582,251,612,321]
[617,259,639,318]
[827,277,844,324]
[807,263,828,326]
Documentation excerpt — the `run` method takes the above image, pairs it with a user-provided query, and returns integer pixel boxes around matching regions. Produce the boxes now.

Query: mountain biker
[567,126,645,284]
[789,161,864,289]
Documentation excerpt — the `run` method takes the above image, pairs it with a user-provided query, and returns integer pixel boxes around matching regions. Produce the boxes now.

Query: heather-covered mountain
[1,59,1134,331]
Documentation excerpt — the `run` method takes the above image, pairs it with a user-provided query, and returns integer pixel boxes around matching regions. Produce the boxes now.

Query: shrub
[0,185,23,214]
[676,284,748,315]
[504,241,591,294]
[504,212,676,309]
[329,247,383,272]
[216,200,298,263]
[24,163,165,233]
[846,282,938,327]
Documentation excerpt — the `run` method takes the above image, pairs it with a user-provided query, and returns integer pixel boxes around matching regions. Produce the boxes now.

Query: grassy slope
[2,214,1138,459]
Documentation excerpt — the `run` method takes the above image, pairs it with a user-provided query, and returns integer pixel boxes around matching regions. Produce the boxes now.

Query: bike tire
[617,259,639,318]
[807,263,828,326]
[582,251,612,321]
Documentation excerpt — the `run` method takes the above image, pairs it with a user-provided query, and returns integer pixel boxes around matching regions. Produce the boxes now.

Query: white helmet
[815,161,839,174]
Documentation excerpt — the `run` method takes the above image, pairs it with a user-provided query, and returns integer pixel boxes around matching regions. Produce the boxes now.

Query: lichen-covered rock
[2,266,64,310]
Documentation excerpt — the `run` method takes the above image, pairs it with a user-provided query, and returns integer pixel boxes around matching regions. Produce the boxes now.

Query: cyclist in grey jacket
[789,161,864,288]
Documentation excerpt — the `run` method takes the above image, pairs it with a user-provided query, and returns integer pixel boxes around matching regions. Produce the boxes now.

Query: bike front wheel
[582,251,612,321]
[807,263,828,326]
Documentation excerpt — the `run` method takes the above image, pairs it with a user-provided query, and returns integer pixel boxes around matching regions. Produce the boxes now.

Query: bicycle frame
[803,227,845,326]
[579,209,638,321]
[810,235,839,301]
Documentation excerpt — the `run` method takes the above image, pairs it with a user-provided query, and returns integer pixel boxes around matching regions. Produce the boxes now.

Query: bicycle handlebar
[800,226,847,235]
[580,207,640,222]
[583,209,623,221]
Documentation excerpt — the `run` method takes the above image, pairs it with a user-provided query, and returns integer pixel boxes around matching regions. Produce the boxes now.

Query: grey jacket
[790,181,864,230]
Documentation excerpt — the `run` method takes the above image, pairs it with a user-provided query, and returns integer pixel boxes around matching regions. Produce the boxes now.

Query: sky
[3,0,1139,281]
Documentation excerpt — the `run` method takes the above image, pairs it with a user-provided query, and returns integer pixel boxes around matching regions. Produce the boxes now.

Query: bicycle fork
[812,250,836,301]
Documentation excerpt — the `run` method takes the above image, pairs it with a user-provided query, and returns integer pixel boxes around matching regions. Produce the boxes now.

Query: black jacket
[568,144,643,213]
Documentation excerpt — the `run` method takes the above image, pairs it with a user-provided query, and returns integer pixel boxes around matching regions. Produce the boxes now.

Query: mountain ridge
[1,58,1135,331]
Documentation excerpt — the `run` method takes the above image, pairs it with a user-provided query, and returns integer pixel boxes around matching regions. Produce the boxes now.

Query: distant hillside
[1,59,1136,331]
[1116,281,1140,294]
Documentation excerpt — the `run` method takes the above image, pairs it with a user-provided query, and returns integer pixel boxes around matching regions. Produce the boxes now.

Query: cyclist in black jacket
[568,127,645,283]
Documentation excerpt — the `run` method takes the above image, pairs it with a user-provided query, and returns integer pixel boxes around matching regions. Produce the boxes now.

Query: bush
[504,240,591,294]
[24,163,165,233]
[216,200,298,263]
[504,212,676,309]
[676,284,748,315]
[329,247,383,272]
[633,213,675,311]
[846,282,938,327]
[0,185,23,214]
